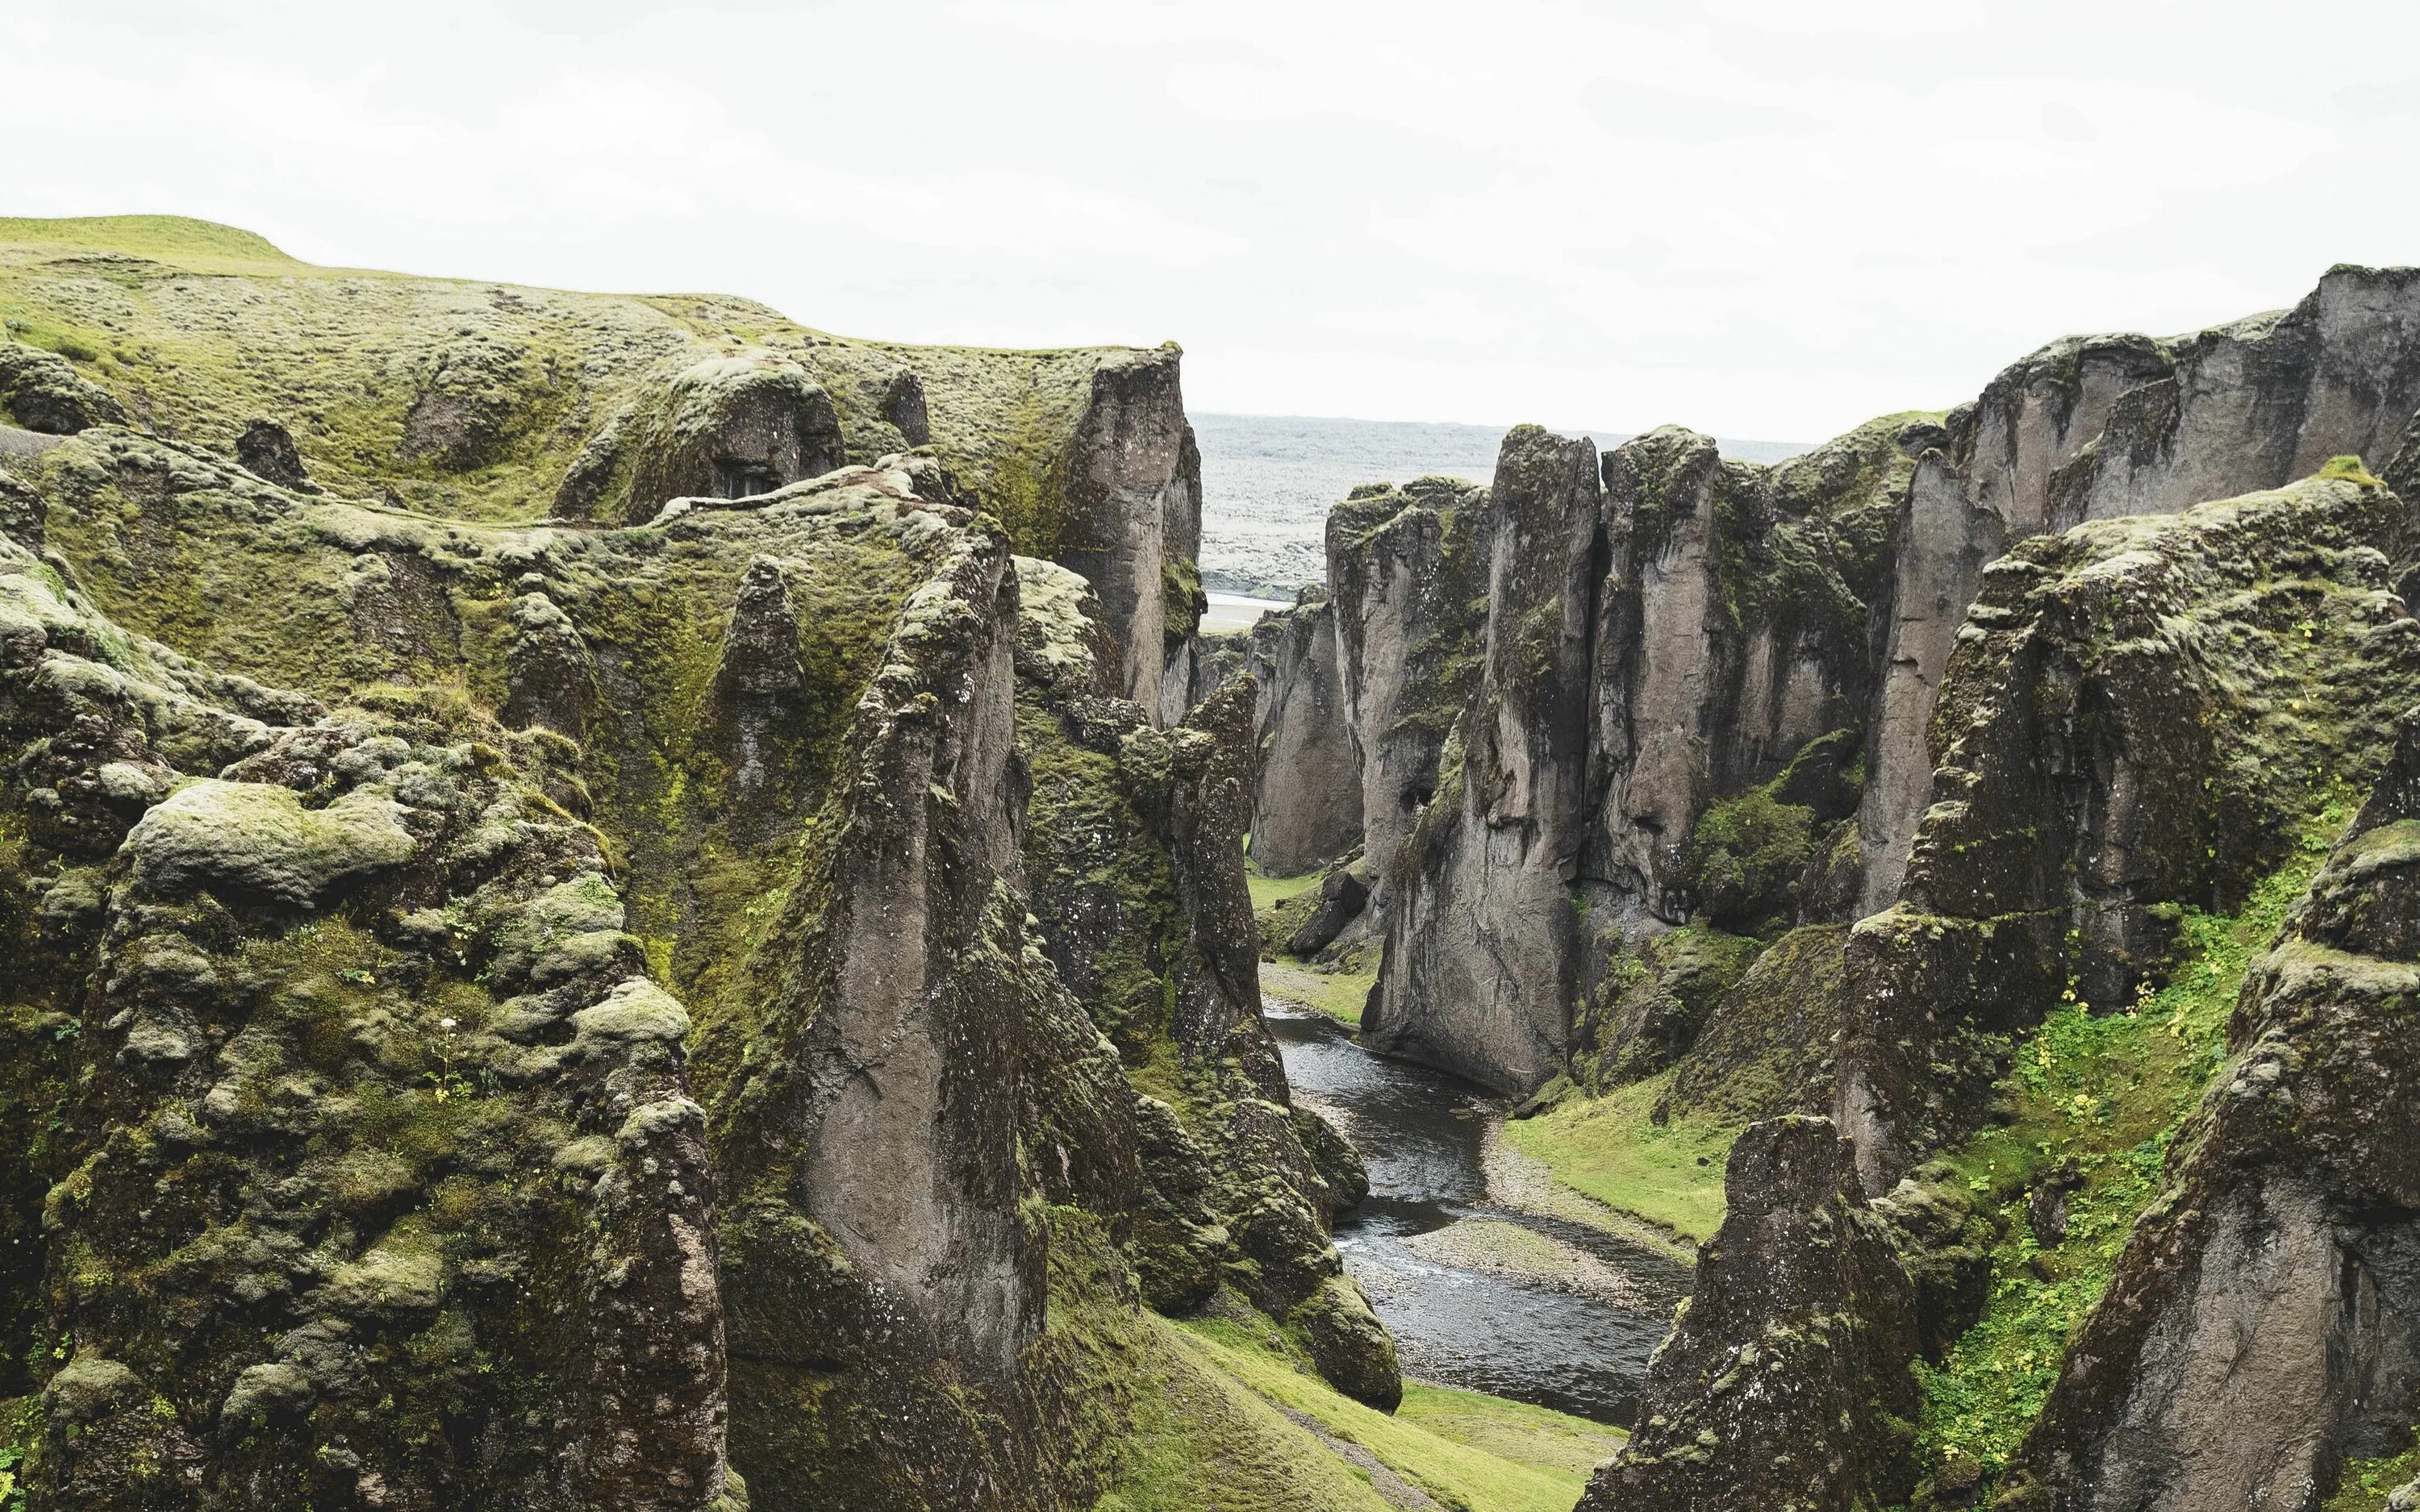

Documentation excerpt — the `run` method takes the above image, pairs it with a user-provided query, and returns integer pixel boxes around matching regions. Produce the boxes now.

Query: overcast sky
[7,0,2418,442]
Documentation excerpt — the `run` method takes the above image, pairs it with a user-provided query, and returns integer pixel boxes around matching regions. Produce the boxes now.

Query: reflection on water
[1266,1005,1691,1425]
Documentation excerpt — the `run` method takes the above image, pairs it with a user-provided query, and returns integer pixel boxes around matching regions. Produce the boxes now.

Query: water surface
[1266,1005,1691,1424]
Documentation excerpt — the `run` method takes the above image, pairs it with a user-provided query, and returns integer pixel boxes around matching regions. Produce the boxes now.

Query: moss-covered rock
[1837,469,2420,1189]
[1991,704,2420,1511]
[0,340,127,435]
[1579,1116,1921,1512]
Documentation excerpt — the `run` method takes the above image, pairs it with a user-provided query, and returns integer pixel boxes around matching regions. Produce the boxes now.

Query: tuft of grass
[1502,1068,1734,1243]
[1913,799,2351,1485]
[2318,454,2385,489]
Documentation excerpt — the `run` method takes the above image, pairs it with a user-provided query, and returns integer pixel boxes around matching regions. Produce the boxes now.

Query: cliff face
[1573,464,2420,1512]
[1262,266,2420,1097]
[1236,473,1491,914]
[1991,708,2420,1512]
[1243,589,1363,876]
[1833,467,2420,1189]
[1362,429,1604,1089]
[1326,477,1492,926]
[0,216,1380,1511]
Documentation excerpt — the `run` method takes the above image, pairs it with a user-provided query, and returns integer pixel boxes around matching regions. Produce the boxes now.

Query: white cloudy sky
[7,0,2418,442]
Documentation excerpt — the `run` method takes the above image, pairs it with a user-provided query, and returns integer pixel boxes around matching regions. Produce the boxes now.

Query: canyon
[10,214,2420,1512]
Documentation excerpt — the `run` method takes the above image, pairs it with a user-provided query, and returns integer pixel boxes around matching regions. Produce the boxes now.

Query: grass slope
[1100,1309,1620,1512]
[0,214,1146,539]
[1501,1070,1733,1243]
[1912,800,2352,1489]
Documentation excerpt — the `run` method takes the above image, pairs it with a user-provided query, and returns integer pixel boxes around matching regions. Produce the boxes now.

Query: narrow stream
[1266,1004,1692,1425]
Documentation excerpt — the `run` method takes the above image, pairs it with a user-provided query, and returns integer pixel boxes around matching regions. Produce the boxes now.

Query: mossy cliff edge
[0,214,1204,719]
[0,218,1383,1512]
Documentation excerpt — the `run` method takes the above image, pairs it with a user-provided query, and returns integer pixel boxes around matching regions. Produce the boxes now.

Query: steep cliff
[0,215,1382,1512]
[1974,717,2420,1512]
[1337,266,2420,1100]
[1575,465,2420,1512]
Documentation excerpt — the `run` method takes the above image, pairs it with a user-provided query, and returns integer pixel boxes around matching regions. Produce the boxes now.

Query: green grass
[1396,1383,1625,1484]
[1261,960,1376,1028]
[0,1394,33,1511]
[1912,801,2351,1488]
[1245,859,1324,914]
[2325,1430,2420,1511]
[1501,1069,1734,1243]
[1163,1314,1621,1512]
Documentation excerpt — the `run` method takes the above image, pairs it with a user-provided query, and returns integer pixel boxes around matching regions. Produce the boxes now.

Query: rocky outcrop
[1362,429,1604,1089]
[235,419,314,493]
[1326,476,1492,922]
[1984,706,2420,1512]
[554,354,847,522]
[1579,1116,1921,1512]
[1049,347,1204,718]
[1350,267,2420,1102]
[1013,556,1399,1406]
[2,418,1392,1509]
[0,219,1210,735]
[1,516,739,1512]
[1569,465,2420,1512]
[1859,268,2420,910]
[1834,467,2420,1190]
[0,340,127,435]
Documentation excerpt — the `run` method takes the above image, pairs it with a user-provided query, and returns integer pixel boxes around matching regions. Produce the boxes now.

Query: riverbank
[1264,1004,1690,1423]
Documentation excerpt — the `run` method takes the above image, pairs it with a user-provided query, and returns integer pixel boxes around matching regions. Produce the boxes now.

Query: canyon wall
[0,217,1379,1512]
[1242,266,2420,1095]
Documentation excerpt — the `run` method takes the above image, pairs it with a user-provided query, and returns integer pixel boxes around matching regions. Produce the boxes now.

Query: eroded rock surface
[1579,1117,1919,1512]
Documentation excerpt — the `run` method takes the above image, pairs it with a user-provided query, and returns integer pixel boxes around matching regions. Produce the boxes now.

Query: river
[1265,1005,1692,1426]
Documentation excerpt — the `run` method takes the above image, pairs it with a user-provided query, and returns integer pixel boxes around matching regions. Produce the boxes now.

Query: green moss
[1504,1069,1735,1242]
[0,1393,39,1510]
[0,215,1153,539]
[2318,454,2384,489]
[1911,803,2348,1487]
[1019,698,1187,1056]
[2324,1429,2420,1511]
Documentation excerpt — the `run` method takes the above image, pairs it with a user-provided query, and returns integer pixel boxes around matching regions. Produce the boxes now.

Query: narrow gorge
[10,215,2420,1512]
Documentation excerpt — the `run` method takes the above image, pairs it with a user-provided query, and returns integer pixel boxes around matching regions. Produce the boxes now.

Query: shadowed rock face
[1579,1116,1921,1512]
[235,419,313,492]
[554,355,848,522]
[0,340,127,435]
[1986,707,2420,1512]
